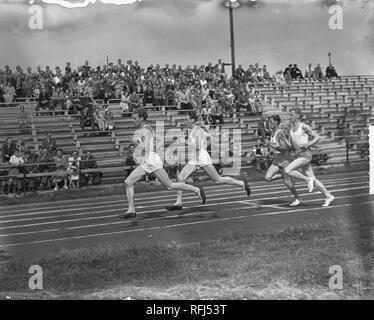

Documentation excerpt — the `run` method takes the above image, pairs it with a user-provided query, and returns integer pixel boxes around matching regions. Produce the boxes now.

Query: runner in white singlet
[264,115,301,207]
[119,109,207,219]
[283,107,334,207]
[165,111,251,211]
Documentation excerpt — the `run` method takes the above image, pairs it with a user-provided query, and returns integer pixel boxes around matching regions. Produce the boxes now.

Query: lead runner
[165,111,251,211]
[283,107,335,207]
[119,108,206,219]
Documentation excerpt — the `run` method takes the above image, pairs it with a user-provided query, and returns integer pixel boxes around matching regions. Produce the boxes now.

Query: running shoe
[289,199,302,207]
[118,212,136,219]
[322,196,335,207]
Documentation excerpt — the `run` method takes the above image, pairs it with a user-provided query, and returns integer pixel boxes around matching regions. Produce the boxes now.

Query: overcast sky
[1,0,373,75]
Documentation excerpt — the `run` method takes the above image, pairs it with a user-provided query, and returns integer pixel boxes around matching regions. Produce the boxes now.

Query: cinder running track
[0,171,372,262]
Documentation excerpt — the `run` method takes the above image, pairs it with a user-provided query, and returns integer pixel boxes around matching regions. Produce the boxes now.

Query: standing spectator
[3,81,16,106]
[41,133,57,156]
[2,138,15,162]
[8,149,25,196]
[52,149,69,190]
[23,151,39,192]
[314,63,324,80]
[68,150,81,188]
[305,63,315,79]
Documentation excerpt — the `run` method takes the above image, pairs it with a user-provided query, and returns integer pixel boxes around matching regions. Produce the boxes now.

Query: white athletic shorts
[188,149,213,168]
[140,152,164,173]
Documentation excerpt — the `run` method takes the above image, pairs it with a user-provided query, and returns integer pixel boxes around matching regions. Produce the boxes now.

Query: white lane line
[2,200,373,248]
[1,171,366,212]
[0,184,368,229]
[0,191,370,238]
[0,180,368,221]
[0,175,368,215]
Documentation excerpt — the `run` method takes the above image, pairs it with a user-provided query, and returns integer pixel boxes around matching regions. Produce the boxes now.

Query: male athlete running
[283,107,335,207]
[119,109,206,219]
[165,111,251,211]
[264,115,301,207]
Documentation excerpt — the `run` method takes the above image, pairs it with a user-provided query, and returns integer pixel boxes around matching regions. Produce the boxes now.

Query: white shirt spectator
[10,154,25,166]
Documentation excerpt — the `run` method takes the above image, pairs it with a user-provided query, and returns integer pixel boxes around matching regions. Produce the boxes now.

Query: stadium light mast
[225,0,239,77]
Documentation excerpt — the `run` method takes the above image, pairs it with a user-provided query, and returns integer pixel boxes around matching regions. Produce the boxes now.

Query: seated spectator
[210,103,224,126]
[275,70,285,86]
[37,148,54,190]
[52,149,69,190]
[235,89,249,113]
[51,86,65,114]
[18,105,30,134]
[36,87,50,116]
[2,137,16,162]
[15,139,29,157]
[68,150,81,188]
[325,63,338,78]
[251,139,269,171]
[128,91,141,112]
[104,109,115,131]
[124,143,137,178]
[0,150,8,195]
[143,85,154,106]
[41,133,57,157]
[257,114,271,140]
[291,64,303,80]
[80,106,96,131]
[253,91,263,115]
[93,106,108,132]
[80,150,102,186]
[284,69,292,84]
[23,151,39,192]
[120,91,130,114]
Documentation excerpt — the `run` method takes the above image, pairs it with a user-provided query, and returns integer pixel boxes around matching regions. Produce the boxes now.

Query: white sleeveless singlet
[188,125,212,167]
[139,124,163,173]
[290,123,309,149]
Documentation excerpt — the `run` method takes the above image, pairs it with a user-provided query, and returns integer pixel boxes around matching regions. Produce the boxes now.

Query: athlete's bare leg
[284,157,314,192]
[283,174,299,200]
[265,164,281,182]
[124,165,147,213]
[153,168,204,200]
[203,164,244,188]
[303,164,334,205]
[174,163,198,206]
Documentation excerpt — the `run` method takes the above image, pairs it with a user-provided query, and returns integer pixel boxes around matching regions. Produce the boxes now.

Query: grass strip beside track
[0,217,373,300]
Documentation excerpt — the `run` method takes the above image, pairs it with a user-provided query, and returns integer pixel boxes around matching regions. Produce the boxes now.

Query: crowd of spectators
[0,59,339,128]
[0,134,102,197]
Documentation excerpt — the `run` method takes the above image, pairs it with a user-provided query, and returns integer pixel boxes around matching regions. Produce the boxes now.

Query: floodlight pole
[229,5,236,77]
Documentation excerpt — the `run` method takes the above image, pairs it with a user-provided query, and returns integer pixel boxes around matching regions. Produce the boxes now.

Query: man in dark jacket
[2,138,16,162]
[80,150,102,186]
